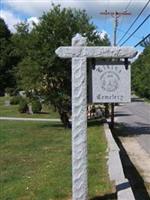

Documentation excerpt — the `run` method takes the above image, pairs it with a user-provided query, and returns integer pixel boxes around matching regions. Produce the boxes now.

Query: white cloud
[1,0,149,35]
[94,29,109,40]
[3,0,150,18]
[27,17,39,31]
[99,30,108,40]
[0,10,21,32]
[0,10,39,32]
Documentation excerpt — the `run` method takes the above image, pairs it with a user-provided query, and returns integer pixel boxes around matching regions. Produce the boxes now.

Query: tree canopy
[0,18,16,95]
[131,45,150,99]
[14,5,110,126]
[0,18,11,39]
[141,35,150,48]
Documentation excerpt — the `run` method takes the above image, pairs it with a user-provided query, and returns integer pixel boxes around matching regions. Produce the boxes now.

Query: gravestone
[4,93,10,106]
[28,105,33,114]
[55,33,137,200]
[5,100,10,106]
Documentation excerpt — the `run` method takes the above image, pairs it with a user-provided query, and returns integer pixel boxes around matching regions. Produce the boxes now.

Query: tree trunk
[60,111,71,128]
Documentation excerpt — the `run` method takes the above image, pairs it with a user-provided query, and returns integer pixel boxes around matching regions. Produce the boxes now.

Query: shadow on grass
[44,118,106,129]
[87,118,106,127]
[112,125,150,200]
[90,192,117,200]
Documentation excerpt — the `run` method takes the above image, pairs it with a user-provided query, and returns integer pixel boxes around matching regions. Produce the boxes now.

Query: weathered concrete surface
[115,96,150,196]
[72,33,87,46]
[57,34,88,200]
[0,117,61,122]
[109,151,125,181]
[120,137,150,183]
[104,123,135,200]
[117,179,135,200]
[56,46,137,58]
[92,65,131,103]
[104,123,119,151]
[104,123,125,181]
[72,56,88,200]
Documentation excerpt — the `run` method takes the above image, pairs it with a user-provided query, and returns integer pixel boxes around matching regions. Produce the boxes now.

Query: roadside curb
[0,117,61,122]
[104,123,135,200]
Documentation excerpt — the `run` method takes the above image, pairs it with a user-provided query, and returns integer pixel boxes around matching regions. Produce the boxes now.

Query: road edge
[104,122,135,200]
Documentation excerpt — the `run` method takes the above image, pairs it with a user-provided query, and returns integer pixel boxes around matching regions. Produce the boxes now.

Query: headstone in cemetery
[5,100,10,106]
[28,105,33,114]
[55,33,137,200]
[4,93,10,106]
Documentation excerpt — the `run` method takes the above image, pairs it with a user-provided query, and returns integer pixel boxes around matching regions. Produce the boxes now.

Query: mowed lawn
[0,97,59,118]
[0,121,115,200]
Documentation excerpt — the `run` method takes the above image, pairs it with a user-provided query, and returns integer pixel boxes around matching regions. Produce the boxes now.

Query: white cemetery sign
[55,33,137,200]
[92,64,131,103]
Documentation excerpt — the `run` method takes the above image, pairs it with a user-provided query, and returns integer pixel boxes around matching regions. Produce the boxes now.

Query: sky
[0,0,150,53]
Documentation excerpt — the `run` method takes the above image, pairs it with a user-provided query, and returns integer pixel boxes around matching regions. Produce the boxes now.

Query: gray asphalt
[115,96,150,154]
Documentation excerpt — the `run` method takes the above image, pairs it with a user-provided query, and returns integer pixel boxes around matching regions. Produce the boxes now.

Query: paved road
[115,96,150,154]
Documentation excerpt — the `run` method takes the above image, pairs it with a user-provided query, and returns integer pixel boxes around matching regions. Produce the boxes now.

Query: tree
[16,57,41,92]
[11,22,31,60]
[132,45,150,99]
[141,35,150,48]
[0,18,11,39]
[16,5,110,127]
[0,18,16,95]
[11,22,37,94]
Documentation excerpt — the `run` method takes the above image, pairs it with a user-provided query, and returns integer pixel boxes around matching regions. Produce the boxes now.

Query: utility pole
[100,10,131,128]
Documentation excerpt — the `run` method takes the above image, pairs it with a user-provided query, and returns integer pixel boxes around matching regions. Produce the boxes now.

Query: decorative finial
[72,33,87,46]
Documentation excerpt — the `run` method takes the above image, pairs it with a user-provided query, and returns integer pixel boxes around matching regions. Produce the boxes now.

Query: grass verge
[0,120,115,200]
[0,96,59,118]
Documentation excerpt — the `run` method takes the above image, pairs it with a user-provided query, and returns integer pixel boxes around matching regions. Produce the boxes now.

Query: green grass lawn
[0,120,115,200]
[0,97,59,118]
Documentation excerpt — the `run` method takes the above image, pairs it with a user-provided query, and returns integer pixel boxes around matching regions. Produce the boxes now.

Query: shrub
[18,99,28,113]
[31,100,42,113]
[10,96,22,105]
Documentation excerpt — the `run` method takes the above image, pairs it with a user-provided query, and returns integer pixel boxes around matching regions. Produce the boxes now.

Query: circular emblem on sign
[100,71,120,92]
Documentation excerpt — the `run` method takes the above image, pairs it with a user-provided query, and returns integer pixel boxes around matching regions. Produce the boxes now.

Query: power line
[119,0,133,29]
[120,14,150,46]
[100,9,131,128]
[134,33,150,47]
[117,0,150,45]
[125,0,133,11]
[117,28,141,39]
[100,10,131,45]
[104,0,110,29]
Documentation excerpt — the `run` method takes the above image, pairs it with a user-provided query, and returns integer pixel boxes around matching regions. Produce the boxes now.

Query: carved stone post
[55,34,137,200]
[72,34,88,200]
